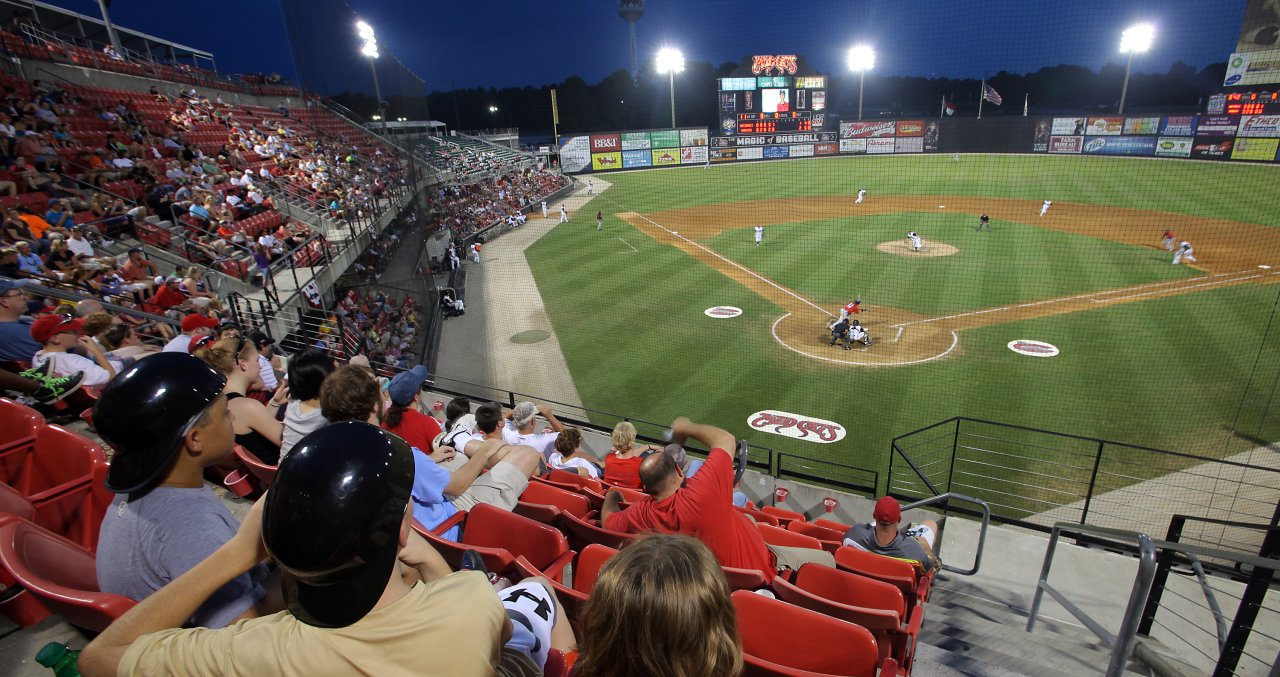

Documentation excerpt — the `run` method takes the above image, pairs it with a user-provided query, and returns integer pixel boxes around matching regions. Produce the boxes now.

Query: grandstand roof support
[94,0,122,54]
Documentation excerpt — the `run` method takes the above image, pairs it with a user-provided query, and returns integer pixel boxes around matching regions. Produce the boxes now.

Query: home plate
[1261,265,1272,269]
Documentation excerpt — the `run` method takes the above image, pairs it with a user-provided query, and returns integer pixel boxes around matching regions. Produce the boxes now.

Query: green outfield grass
[524,155,1280,505]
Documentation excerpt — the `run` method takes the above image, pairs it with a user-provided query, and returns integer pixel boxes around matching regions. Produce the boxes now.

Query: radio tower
[618,0,645,80]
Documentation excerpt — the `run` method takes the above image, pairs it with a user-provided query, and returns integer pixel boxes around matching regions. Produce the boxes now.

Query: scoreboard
[736,112,813,134]
[1224,91,1280,115]
[718,57,827,138]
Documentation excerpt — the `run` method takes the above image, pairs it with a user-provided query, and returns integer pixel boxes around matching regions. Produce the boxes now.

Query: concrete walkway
[434,179,613,418]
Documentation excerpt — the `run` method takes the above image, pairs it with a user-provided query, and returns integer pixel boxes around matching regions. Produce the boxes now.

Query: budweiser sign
[748,410,846,444]
[751,55,799,76]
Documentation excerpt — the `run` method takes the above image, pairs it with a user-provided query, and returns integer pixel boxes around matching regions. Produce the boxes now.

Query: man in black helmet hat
[93,352,274,628]
[81,422,574,676]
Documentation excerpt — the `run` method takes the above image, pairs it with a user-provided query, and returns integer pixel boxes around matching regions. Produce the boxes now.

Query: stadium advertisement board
[621,132,651,150]
[730,132,835,146]
[1155,137,1193,157]
[621,149,652,168]
[841,121,896,138]
[1082,135,1156,156]
[720,77,756,91]
[1052,117,1087,135]
[1160,116,1197,136]
[763,145,790,159]
[590,134,621,152]
[650,130,680,148]
[1230,137,1280,161]
[680,128,709,146]
[1238,115,1280,137]
[795,76,826,89]
[924,122,941,151]
[867,137,896,154]
[839,138,867,154]
[1124,117,1161,135]
[815,142,838,155]
[560,136,591,173]
[591,152,622,170]
[737,147,764,160]
[1197,116,1240,136]
[1191,137,1233,159]
[1048,136,1084,153]
[895,120,925,137]
[1086,117,1124,135]
[1223,48,1280,86]
[681,146,709,164]
[790,144,815,157]
[895,137,924,153]
[710,148,737,163]
[651,148,680,166]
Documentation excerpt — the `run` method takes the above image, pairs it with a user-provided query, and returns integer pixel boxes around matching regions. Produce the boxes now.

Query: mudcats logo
[751,55,799,76]
[1007,340,1060,357]
[748,410,846,443]
[704,306,743,318]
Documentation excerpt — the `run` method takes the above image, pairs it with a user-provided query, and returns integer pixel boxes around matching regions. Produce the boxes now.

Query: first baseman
[1162,230,1175,251]
[1173,241,1197,265]
[754,225,764,246]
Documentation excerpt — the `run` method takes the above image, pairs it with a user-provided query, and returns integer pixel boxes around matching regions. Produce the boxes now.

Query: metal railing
[899,493,991,576]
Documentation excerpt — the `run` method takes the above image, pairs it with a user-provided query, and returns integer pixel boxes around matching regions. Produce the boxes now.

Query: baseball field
[523,154,1280,495]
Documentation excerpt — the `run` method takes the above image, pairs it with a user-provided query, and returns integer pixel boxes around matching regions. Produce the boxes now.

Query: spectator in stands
[842,496,941,573]
[547,427,601,478]
[2,209,44,253]
[120,248,157,289]
[0,277,43,362]
[102,44,124,61]
[248,330,280,394]
[163,312,217,353]
[29,311,116,386]
[147,276,191,316]
[575,534,741,677]
[280,348,333,459]
[44,199,75,231]
[44,238,79,277]
[97,320,157,361]
[193,335,288,465]
[0,247,23,279]
[180,267,217,309]
[66,227,95,258]
[601,417,835,580]
[603,420,657,490]
[502,401,565,458]
[438,396,477,451]
[383,365,442,453]
[13,241,53,278]
[442,402,543,512]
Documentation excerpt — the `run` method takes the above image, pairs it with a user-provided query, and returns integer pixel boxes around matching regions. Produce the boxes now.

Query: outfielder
[1173,241,1197,265]
[587,179,594,196]
[1162,230,1175,251]
[977,213,991,232]
[856,188,866,204]
[596,210,603,231]
[908,230,923,251]
[559,205,569,223]
[1040,200,1052,217]
[754,225,764,246]
[541,200,548,218]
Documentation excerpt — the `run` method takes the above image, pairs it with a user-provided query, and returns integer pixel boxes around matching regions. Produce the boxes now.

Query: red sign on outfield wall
[590,134,621,151]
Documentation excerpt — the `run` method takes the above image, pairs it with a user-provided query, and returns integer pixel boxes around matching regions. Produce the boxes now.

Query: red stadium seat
[722,565,770,592]
[10,426,106,552]
[514,480,591,524]
[515,543,617,620]
[414,504,572,582]
[545,469,603,493]
[787,521,845,553]
[558,510,637,551]
[233,445,277,488]
[834,547,932,614]
[735,505,781,526]
[762,505,806,526]
[757,523,824,551]
[813,518,853,533]
[732,589,895,677]
[0,398,43,485]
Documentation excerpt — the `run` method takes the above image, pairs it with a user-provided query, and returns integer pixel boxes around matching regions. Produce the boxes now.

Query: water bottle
[35,642,81,677]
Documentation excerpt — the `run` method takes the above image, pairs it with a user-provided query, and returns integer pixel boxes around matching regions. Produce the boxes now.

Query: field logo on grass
[1008,340,1060,357]
[704,306,743,318]
[749,410,846,444]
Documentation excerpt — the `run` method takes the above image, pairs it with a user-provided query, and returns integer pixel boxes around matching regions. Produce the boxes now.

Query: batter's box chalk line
[771,313,958,367]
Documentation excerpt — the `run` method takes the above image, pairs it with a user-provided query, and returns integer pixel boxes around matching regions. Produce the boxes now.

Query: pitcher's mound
[877,240,958,257]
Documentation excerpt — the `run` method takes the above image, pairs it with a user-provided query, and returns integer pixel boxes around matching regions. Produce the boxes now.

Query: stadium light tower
[356,20,387,135]
[1117,23,1155,115]
[656,47,685,129]
[847,45,875,121]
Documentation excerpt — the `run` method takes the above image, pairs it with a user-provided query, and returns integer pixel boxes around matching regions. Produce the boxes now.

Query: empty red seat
[415,503,572,582]
[757,523,824,551]
[0,398,43,484]
[514,480,591,524]
[233,445,277,488]
[516,542,616,620]
[544,469,603,493]
[733,589,895,677]
[735,504,781,526]
[834,547,932,614]
[558,510,636,551]
[787,521,845,553]
[762,505,806,526]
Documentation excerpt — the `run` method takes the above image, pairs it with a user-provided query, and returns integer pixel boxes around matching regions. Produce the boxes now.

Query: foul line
[771,313,959,367]
[1090,272,1274,302]
[615,236,639,253]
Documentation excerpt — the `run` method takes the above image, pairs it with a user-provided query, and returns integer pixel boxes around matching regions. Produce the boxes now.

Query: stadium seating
[415,503,572,582]
[515,543,617,620]
[0,398,43,484]
[762,505,806,526]
[233,444,278,488]
[834,547,933,616]
[558,510,637,551]
[733,589,897,677]
[514,480,592,524]
[757,523,825,551]
[736,504,782,526]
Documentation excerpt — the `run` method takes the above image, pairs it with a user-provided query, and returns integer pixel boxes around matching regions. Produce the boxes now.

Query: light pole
[1117,23,1154,115]
[656,47,685,129]
[357,20,387,135]
[847,45,875,121]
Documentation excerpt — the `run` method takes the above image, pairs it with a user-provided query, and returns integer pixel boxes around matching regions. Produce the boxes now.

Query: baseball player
[977,214,991,232]
[559,205,569,223]
[1040,200,1052,217]
[848,320,869,347]
[907,230,923,251]
[754,225,764,246]
[541,200,548,218]
[828,317,850,347]
[596,210,603,231]
[469,243,480,263]
[704,158,711,169]
[587,179,594,196]
[839,298,862,320]
[1173,241,1197,265]
[1162,230,1175,251]
[856,188,867,204]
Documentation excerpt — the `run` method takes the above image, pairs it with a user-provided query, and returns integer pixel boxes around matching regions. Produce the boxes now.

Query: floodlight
[655,47,685,74]
[356,21,375,41]
[847,45,875,72]
[361,42,380,59]
[1120,23,1155,54]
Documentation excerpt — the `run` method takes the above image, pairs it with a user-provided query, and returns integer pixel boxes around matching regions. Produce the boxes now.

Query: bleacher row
[419,135,527,180]
[0,393,929,677]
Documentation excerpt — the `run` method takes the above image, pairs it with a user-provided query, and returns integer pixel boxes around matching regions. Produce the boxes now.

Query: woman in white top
[548,427,601,478]
[279,348,334,459]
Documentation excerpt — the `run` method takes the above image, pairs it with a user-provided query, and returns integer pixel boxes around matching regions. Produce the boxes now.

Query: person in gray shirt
[842,496,940,572]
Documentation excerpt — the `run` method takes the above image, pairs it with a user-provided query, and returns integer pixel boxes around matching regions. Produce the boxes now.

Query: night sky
[40,0,1246,92]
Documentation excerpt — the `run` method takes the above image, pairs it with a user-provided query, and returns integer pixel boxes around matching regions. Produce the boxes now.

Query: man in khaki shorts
[442,402,541,511]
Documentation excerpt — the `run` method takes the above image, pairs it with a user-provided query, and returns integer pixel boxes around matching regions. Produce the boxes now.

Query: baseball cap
[263,422,414,628]
[386,364,429,406]
[0,277,33,295]
[873,496,902,524]
[30,313,84,343]
[127,247,142,255]
[181,313,219,332]
[511,401,538,427]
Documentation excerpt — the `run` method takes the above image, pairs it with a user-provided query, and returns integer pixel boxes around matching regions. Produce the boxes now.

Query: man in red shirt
[601,418,832,581]
[839,298,861,320]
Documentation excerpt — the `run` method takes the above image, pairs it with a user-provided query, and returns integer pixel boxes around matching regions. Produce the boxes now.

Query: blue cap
[386,365,429,405]
[0,277,33,295]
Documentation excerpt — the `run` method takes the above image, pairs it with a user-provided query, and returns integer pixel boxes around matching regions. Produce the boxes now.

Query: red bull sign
[748,410,846,444]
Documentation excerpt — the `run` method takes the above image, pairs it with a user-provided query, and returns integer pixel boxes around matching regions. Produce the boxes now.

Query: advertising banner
[795,76,826,89]
[651,148,680,166]
[895,137,924,153]
[737,147,764,160]
[790,144,815,157]
[1048,136,1084,153]
[1238,115,1280,137]
[1082,136,1156,156]
[591,152,622,170]
[924,122,941,151]
[710,148,737,163]
[560,136,591,173]
[590,134,621,152]
[1155,137,1193,157]
[720,77,756,91]
[763,145,790,159]
[812,91,826,110]
[1160,116,1197,136]
[867,137,896,154]
[1224,49,1280,87]
[895,120,925,137]
[730,132,837,146]
[815,142,838,155]
[1086,117,1124,135]
[841,121,896,138]
[1033,120,1051,152]
[1124,117,1161,135]
[1230,137,1280,161]
[650,130,680,148]
[1197,116,1240,136]
[1191,137,1234,159]
[621,132,651,150]
[1052,117,1087,135]
[680,146,709,164]
[719,93,736,113]
[622,149,652,168]
[680,128,709,146]
[1207,94,1227,115]
[711,136,735,148]
[839,138,867,154]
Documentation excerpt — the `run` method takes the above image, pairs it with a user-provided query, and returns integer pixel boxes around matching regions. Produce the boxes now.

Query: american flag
[982,83,1003,106]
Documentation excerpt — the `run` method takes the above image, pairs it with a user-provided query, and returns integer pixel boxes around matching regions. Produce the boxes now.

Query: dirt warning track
[617,196,1280,367]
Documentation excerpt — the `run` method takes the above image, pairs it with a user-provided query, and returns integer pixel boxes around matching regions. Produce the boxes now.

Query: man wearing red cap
[30,313,116,386]
[842,496,940,572]
[163,313,218,353]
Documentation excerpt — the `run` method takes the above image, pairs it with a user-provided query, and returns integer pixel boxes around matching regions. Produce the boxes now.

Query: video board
[717,55,826,138]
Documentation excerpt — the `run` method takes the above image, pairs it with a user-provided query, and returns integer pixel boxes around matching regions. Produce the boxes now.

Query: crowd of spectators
[332,287,424,373]
[423,167,567,241]
[418,137,517,178]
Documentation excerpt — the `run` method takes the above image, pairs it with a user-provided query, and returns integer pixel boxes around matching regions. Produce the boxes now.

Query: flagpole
[940,95,945,119]
[978,80,984,120]
[1023,93,1029,117]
